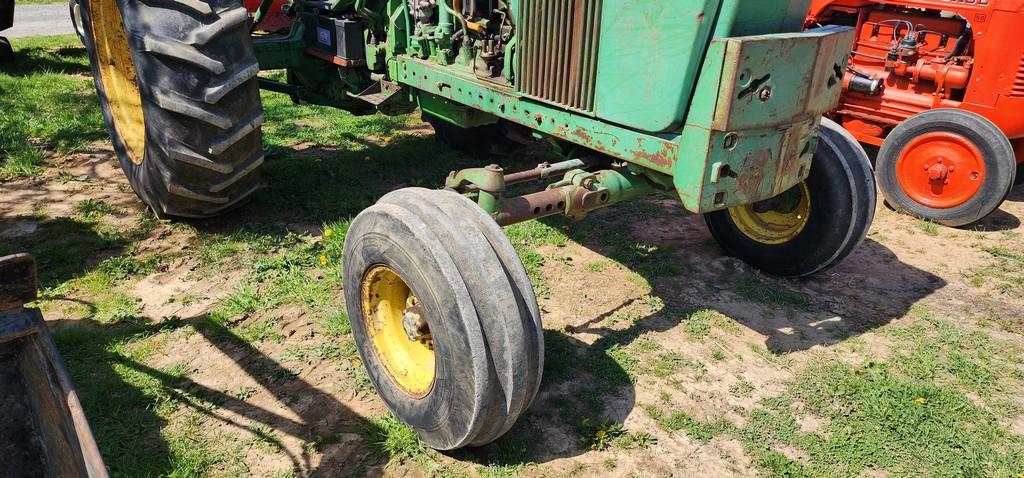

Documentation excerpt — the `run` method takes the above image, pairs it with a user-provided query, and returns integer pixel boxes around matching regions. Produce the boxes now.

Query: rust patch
[626,139,677,170]
[572,128,594,144]
[736,149,771,199]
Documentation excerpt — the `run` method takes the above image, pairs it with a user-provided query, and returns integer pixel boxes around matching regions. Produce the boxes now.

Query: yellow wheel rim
[728,182,812,245]
[89,0,146,164]
[361,266,436,398]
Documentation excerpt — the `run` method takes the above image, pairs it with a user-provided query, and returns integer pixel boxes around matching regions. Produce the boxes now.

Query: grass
[740,360,1024,478]
[366,415,426,462]
[737,277,810,309]
[0,35,106,179]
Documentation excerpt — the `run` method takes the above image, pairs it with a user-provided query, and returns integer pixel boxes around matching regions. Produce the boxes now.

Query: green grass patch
[53,320,222,476]
[1,35,105,178]
[365,414,426,462]
[964,245,1024,292]
[644,405,734,443]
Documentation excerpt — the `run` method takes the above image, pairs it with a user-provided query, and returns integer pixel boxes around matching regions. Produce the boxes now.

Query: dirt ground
[3,137,1024,477]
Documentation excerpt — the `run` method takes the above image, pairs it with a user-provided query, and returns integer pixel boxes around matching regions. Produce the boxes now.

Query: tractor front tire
[82,0,264,218]
[343,188,542,449]
[704,118,876,277]
[875,109,1016,227]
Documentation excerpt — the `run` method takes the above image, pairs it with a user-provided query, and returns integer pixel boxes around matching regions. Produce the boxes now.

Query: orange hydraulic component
[808,0,1024,224]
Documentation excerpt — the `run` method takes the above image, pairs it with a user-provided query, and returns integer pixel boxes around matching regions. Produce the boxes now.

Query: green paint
[592,0,722,133]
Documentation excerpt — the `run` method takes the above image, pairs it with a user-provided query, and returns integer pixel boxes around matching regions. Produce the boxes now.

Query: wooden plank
[0,254,37,311]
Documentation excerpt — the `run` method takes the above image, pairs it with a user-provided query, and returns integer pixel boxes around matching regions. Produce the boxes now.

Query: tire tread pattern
[83,0,264,218]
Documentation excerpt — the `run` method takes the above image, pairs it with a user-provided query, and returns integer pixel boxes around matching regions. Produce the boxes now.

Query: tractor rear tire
[344,188,542,449]
[82,0,264,218]
[704,118,876,277]
[875,109,1016,227]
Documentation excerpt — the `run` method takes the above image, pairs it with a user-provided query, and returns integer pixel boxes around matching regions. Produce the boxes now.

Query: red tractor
[808,0,1024,226]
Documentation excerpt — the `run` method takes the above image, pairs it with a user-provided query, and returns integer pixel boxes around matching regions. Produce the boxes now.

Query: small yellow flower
[595,430,606,440]
[319,255,328,266]
[323,228,333,238]
[915,396,926,405]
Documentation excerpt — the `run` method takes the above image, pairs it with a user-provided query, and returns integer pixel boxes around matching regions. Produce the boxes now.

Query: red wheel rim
[896,132,986,209]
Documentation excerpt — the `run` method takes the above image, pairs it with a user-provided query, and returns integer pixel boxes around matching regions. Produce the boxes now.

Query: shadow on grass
[49,310,391,477]
[542,201,948,354]
[0,216,132,289]
[0,43,92,77]
[190,136,469,232]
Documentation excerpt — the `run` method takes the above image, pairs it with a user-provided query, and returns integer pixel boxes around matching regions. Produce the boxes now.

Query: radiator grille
[1013,55,1024,97]
[517,0,602,112]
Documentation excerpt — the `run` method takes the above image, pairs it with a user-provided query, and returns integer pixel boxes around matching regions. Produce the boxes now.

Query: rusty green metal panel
[673,27,853,213]
[397,57,680,177]
[712,27,852,131]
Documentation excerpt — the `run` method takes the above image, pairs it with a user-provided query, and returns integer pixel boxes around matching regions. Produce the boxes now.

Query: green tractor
[75,0,873,449]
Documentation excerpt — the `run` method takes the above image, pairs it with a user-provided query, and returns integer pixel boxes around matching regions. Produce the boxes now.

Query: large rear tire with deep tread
[82,0,264,218]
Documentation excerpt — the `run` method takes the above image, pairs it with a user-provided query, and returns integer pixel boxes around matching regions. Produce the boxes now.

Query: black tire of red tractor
[876,109,1016,227]
[344,189,541,449]
[0,37,13,63]
[380,188,543,446]
[81,0,264,218]
[704,118,876,278]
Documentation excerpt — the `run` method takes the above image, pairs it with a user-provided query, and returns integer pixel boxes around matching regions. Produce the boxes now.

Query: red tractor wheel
[876,109,1016,227]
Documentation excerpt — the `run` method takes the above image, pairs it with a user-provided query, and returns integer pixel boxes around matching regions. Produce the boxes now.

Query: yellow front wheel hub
[89,0,146,164]
[361,266,436,398]
[728,182,812,245]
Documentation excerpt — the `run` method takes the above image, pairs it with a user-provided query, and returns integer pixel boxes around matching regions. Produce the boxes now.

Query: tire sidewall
[79,0,167,210]
[876,109,1015,226]
[343,213,483,449]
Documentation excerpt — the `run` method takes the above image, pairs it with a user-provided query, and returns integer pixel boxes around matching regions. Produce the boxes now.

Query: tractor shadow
[0,44,92,77]
[46,307,392,477]
[544,200,947,355]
